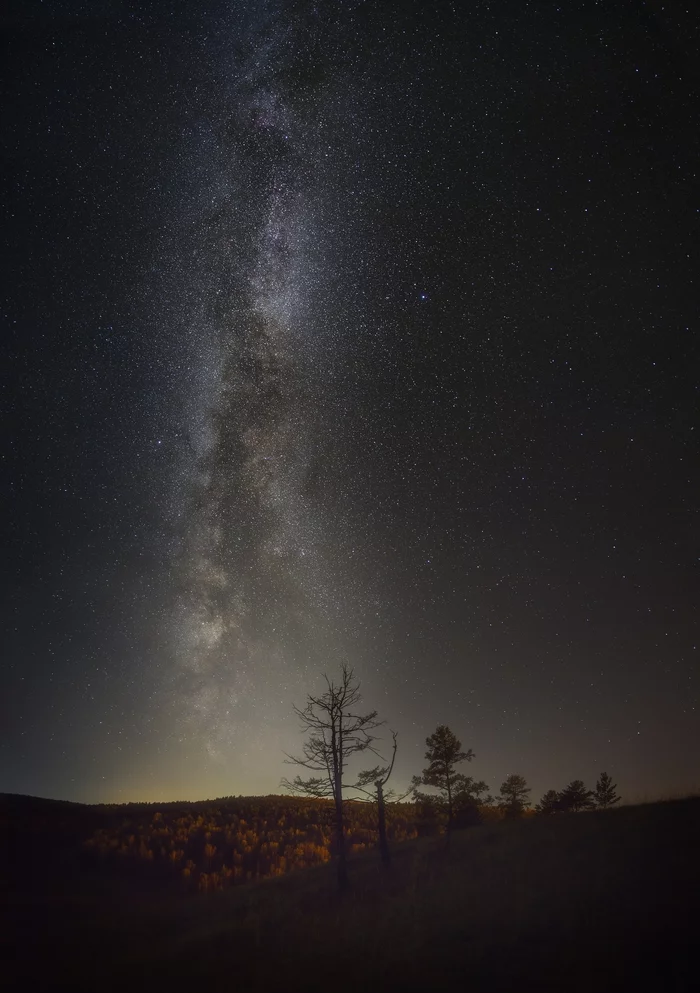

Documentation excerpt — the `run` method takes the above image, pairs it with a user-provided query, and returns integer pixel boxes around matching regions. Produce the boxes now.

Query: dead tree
[353,730,403,868]
[281,664,382,890]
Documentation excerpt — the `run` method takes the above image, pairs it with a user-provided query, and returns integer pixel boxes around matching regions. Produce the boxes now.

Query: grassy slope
[3,796,699,992]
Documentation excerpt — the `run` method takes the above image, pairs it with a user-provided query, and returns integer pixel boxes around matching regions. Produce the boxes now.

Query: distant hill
[1,791,421,891]
[0,791,86,811]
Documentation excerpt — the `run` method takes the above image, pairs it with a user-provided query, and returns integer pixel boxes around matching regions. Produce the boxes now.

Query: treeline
[408,727,620,825]
[80,770,620,894]
[535,773,621,813]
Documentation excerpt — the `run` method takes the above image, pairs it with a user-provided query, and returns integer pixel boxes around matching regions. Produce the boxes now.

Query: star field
[1,0,697,804]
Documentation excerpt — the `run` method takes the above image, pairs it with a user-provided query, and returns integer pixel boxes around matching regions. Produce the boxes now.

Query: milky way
[161,10,361,765]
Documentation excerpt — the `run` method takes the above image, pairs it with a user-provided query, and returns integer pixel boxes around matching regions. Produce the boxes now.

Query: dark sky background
[2,1,697,805]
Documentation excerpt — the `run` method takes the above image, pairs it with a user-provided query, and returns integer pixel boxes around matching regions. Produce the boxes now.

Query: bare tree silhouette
[282,664,382,890]
[353,730,411,868]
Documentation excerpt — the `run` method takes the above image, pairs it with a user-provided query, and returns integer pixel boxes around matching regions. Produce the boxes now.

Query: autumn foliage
[83,795,420,891]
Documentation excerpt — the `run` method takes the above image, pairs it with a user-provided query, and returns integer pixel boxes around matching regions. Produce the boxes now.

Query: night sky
[2,1,698,806]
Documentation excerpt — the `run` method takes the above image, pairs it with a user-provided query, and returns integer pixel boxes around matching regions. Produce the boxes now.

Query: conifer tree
[499,774,531,818]
[559,779,595,812]
[593,771,621,808]
[411,725,474,832]
[535,789,562,814]
[452,777,493,828]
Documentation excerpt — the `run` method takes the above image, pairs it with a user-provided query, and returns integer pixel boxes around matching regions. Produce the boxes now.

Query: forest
[0,783,612,896]
[79,783,617,894]
[82,795,420,890]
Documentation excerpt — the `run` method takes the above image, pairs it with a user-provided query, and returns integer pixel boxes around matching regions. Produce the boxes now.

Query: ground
[2,795,698,991]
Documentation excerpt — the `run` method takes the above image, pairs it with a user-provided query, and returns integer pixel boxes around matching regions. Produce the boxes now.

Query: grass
[3,796,698,992]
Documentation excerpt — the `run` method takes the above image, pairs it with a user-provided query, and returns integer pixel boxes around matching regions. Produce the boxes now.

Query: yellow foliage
[83,796,422,892]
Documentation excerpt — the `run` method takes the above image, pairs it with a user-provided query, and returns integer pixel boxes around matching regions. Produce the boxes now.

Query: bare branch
[281,664,384,889]
[280,775,334,798]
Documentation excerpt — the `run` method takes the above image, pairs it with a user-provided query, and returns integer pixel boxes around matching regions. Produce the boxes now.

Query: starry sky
[2,0,698,805]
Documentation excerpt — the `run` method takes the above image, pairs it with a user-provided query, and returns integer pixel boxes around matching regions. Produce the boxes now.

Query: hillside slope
[2,796,698,992]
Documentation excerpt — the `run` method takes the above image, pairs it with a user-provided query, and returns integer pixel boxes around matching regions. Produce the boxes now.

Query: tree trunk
[334,795,348,890]
[445,771,453,847]
[331,723,348,891]
[376,783,391,868]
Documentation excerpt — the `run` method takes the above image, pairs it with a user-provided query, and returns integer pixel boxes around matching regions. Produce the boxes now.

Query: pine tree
[452,777,492,828]
[535,789,562,814]
[499,774,531,818]
[559,779,595,812]
[411,725,474,831]
[593,771,621,808]
[414,795,442,837]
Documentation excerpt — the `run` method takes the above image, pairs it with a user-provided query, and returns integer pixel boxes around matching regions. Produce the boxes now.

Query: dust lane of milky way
[155,8,377,780]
